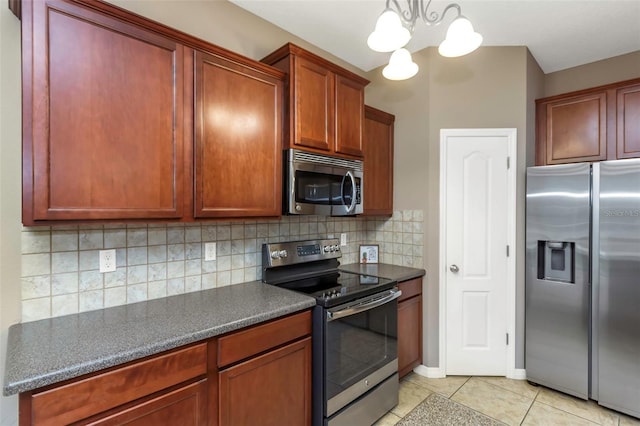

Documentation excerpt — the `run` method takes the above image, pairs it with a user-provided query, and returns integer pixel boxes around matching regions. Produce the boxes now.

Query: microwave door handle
[327,289,402,321]
[342,171,357,214]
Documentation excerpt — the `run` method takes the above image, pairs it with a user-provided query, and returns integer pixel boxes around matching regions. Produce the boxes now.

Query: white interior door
[441,128,516,376]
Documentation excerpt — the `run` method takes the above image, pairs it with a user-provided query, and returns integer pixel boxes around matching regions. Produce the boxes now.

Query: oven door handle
[327,289,402,321]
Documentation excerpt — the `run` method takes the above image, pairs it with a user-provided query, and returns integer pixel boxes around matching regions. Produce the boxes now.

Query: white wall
[0,3,22,425]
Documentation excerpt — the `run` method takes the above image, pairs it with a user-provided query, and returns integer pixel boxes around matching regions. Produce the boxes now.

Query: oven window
[325,299,398,401]
[295,171,345,205]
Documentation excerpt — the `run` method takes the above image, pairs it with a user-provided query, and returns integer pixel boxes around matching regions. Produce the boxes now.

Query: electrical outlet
[205,242,216,261]
[99,249,116,273]
[340,233,347,246]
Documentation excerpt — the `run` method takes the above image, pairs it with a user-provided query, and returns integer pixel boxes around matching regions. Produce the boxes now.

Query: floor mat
[397,393,505,426]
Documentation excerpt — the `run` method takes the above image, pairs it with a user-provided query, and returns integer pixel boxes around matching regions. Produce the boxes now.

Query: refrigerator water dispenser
[537,241,575,283]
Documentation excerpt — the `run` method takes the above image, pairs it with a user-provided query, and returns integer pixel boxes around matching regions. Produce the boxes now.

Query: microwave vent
[292,149,363,171]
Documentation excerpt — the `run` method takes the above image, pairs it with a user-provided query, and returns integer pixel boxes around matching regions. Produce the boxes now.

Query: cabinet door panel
[194,51,282,218]
[27,0,185,221]
[219,338,311,426]
[617,84,640,159]
[294,57,334,151]
[363,106,394,215]
[335,76,365,157]
[540,92,607,164]
[87,380,207,426]
[398,296,422,378]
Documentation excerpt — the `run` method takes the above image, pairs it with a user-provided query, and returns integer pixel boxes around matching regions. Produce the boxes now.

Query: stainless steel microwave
[285,149,363,216]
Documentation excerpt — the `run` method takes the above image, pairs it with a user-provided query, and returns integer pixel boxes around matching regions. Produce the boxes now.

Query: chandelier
[368,0,483,80]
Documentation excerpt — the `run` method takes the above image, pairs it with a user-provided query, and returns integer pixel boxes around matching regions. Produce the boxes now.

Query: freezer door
[525,163,591,399]
[597,159,640,418]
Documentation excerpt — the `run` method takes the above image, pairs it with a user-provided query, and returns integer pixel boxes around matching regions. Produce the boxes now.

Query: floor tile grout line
[518,397,537,425]
[534,400,603,425]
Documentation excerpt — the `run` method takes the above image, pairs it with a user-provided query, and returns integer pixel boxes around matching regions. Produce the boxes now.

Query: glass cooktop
[277,271,397,307]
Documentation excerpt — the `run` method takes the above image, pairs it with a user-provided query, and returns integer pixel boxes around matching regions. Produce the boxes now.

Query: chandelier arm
[419,1,462,26]
[387,0,420,31]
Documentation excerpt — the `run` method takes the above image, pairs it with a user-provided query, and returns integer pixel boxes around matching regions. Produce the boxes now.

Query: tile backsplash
[20,210,424,322]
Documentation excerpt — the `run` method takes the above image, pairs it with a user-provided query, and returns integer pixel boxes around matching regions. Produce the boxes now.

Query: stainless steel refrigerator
[526,159,640,418]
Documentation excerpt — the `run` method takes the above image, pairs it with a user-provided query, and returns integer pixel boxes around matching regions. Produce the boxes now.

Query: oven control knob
[332,244,339,252]
[295,204,302,212]
[323,245,330,253]
[270,250,280,259]
[279,250,288,258]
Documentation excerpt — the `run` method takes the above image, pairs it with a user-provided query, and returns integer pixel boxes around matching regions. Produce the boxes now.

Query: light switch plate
[340,233,347,246]
[99,249,116,273]
[205,242,216,261]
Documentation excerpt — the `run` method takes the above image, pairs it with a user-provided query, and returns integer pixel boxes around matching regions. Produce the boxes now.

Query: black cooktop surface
[276,271,397,307]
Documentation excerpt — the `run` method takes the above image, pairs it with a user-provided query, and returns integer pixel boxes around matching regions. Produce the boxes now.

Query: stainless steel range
[262,239,400,426]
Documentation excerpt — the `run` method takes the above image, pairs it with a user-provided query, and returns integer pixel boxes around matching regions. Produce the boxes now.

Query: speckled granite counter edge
[4,282,316,396]
[339,263,426,282]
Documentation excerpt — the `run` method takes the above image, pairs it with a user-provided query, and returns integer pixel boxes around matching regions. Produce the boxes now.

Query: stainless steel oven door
[324,288,400,417]
[287,149,363,216]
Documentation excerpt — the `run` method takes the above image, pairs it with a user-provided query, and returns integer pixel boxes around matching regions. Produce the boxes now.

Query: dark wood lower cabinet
[218,338,312,426]
[398,278,423,378]
[18,311,312,426]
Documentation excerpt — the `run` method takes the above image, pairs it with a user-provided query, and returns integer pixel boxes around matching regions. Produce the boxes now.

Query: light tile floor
[375,374,640,426]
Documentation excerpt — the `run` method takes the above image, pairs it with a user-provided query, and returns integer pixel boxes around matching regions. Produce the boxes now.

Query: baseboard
[413,365,526,380]
[413,365,445,379]
[509,369,527,380]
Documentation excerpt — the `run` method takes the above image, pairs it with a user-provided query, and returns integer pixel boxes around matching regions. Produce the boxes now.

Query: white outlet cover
[340,233,347,246]
[205,242,216,261]
[99,249,116,273]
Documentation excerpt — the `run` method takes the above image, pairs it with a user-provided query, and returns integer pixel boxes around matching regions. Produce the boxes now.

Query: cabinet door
[536,92,607,165]
[398,278,422,378]
[219,338,311,426]
[293,57,334,152]
[87,380,207,426]
[398,296,422,378]
[335,76,365,157]
[194,51,283,218]
[23,0,186,222]
[363,106,394,215]
[617,83,640,159]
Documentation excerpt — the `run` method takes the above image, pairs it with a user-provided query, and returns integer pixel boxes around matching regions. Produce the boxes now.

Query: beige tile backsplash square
[20,210,424,322]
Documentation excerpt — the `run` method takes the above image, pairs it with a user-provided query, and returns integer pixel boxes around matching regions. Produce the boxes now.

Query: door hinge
[506,245,510,257]
[507,157,510,169]
[506,333,509,345]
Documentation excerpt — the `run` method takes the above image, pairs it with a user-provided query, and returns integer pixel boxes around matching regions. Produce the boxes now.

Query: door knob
[450,264,459,273]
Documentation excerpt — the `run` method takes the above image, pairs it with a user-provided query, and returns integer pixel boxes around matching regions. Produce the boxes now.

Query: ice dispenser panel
[537,241,575,283]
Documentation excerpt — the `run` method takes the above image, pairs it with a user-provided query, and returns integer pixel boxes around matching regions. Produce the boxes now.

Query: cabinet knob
[449,264,459,273]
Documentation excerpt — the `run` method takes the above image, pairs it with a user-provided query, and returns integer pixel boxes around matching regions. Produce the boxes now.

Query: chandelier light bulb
[438,16,483,57]
[367,9,411,52]
[382,48,419,80]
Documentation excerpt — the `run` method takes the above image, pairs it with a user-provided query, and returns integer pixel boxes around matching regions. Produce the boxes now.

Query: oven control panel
[262,238,341,267]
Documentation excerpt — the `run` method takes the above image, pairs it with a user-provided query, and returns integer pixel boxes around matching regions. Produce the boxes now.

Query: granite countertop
[3,282,315,396]
[339,263,426,282]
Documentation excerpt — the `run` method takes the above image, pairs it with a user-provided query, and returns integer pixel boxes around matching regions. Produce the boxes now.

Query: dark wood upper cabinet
[293,56,334,152]
[617,83,640,159]
[262,43,369,159]
[536,78,640,165]
[363,105,394,216]
[193,51,283,218]
[22,0,188,223]
[335,75,366,157]
[18,0,286,224]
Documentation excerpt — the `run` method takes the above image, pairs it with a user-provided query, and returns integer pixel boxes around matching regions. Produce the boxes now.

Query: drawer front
[398,278,422,302]
[30,343,207,426]
[218,310,312,368]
